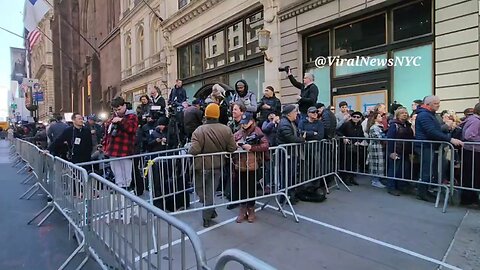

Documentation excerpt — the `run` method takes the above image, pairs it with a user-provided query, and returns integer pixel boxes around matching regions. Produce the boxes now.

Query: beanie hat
[282,104,297,115]
[205,103,220,119]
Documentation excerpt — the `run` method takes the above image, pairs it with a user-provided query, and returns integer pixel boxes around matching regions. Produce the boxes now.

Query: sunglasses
[352,115,361,119]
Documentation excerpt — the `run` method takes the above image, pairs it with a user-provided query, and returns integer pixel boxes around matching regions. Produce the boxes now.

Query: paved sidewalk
[0,140,101,270]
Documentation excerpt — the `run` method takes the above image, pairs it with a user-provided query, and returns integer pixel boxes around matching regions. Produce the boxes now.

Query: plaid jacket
[103,110,138,157]
[367,124,386,176]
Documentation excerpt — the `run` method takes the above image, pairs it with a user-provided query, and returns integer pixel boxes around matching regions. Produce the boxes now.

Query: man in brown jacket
[189,103,237,227]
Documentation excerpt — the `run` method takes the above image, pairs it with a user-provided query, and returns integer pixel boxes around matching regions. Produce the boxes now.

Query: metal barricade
[213,249,277,270]
[146,147,298,221]
[337,137,455,212]
[279,140,350,195]
[85,173,210,270]
[77,148,186,197]
[452,142,480,204]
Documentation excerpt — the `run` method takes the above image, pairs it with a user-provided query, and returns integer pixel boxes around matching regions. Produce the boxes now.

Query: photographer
[150,86,166,114]
[234,112,269,223]
[141,114,160,152]
[168,79,187,107]
[137,95,152,126]
[286,68,319,120]
[257,86,281,124]
[103,97,139,189]
[147,118,169,152]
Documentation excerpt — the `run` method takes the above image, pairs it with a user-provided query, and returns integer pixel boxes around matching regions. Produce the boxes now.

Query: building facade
[30,11,55,122]
[119,0,167,109]
[51,0,121,117]
[278,0,479,114]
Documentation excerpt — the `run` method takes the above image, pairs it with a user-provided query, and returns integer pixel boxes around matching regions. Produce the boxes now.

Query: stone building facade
[51,0,121,117]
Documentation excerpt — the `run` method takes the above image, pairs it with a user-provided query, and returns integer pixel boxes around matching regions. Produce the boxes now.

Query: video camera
[278,66,290,74]
[238,133,264,146]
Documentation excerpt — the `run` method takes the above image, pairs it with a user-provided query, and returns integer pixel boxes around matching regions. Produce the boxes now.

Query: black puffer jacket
[277,117,305,145]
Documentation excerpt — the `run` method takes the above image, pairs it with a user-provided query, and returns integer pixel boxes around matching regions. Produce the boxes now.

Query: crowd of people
[9,72,480,227]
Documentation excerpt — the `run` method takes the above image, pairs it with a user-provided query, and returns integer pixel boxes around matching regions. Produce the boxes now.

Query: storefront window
[228,66,265,99]
[204,31,225,70]
[191,41,202,76]
[228,21,244,63]
[178,45,190,78]
[334,14,386,54]
[183,82,202,101]
[305,32,329,63]
[393,1,432,41]
[246,11,263,58]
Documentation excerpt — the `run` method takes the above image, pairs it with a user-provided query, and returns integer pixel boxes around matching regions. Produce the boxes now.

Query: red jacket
[103,110,138,157]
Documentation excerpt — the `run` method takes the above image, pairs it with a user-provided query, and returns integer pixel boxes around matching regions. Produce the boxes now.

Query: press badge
[74,138,81,145]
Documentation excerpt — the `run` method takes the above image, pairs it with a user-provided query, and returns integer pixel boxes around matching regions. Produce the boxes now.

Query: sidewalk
[0,140,101,270]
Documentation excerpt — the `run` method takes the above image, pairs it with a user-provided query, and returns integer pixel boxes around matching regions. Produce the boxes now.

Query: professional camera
[278,66,290,74]
[241,133,264,146]
[110,123,119,137]
[167,105,176,117]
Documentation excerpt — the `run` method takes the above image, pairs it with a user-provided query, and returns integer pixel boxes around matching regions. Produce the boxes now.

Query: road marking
[260,203,462,270]
[437,210,469,270]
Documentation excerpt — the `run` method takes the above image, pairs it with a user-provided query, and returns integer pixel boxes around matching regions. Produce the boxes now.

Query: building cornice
[98,26,120,50]
[120,63,166,86]
[162,0,225,33]
[278,0,335,21]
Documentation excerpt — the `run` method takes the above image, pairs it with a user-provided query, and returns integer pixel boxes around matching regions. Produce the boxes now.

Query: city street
[1,140,479,270]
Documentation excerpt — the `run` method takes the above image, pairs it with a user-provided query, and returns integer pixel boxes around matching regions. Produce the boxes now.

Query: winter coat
[321,109,336,139]
[189,119,237,170]
[298,118,325,141]
[337,120,364,143]
[277,117,305,145]
[386,119,415,157]
[148,128,169,152]
[462,114,480,152]
[52,125,93,164]
[232,80,257,113]
[415,106,450,142]
[288,75,318,114]
[141,120,159,152]
[47,121,68,148]
[367,124,385,176]
[234,125,270,170]
[168,86,187,107]
[257,96,281,123]
[103,109,139,157]
[262,120,278,146]
[183,106,203,135]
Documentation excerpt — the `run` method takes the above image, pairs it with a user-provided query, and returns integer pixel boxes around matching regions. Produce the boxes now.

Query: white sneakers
[371,180,386,189]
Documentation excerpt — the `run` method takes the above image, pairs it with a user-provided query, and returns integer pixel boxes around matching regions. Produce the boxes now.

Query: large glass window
[178,0,188,9]
[178,45,190,78]
[246,11,263,58]
[228,66,265,99]
[393,1,432,41]
[227,21,244,63]
[204,31,225,70]
[191,41,202,76]
[334,14,386,54]
[305,32,329,63]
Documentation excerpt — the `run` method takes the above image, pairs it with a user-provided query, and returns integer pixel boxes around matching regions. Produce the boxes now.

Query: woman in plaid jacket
[367,111,387,189]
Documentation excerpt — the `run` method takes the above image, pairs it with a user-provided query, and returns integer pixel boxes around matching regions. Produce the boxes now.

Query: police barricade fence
[277,139,350,196]
[451,142,480,204]
[10,138,22,164]
[213,249,277,270]
[145,146,301,221]
[76,148,186,197]
[336,136,455,212]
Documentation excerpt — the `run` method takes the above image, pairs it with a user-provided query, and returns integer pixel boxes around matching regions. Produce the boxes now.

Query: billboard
[10,47,27,83]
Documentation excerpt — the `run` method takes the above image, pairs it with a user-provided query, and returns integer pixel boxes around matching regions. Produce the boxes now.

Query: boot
[236,206,247,223]
[247,207,256,223]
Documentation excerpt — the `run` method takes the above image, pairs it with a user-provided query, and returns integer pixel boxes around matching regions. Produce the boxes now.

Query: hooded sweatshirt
[232,79,257,113]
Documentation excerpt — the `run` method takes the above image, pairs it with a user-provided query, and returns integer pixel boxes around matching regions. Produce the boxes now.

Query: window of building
[137,26,144,61]
[191,41,202,76]
[178,45,190,78]
[125,35,132,67]
[178,0,189,9]
[334,14,386,54]
[228,21,244,63]
[246,11,263,57]
[204,31,225,70]
[393,1,432,41]
[151,18,161,54]
[305,32,329,63]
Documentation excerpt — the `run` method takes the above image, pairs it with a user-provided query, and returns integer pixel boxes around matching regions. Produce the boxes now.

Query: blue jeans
[386,156,411,191]
[416,145,438,195]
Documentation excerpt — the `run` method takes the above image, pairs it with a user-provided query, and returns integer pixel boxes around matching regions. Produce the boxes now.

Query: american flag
[27,29,41,51]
